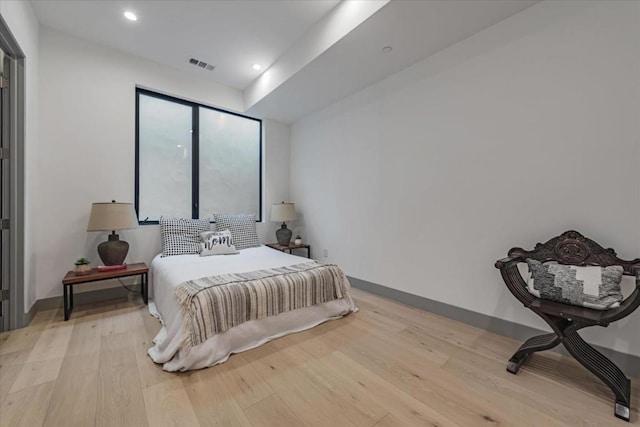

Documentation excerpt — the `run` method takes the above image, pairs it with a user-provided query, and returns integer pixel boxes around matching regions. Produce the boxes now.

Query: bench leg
[507,332,561,374]
[563,332,631,422]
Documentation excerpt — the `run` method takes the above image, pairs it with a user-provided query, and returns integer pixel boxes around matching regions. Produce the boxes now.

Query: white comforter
[148,246,356,371]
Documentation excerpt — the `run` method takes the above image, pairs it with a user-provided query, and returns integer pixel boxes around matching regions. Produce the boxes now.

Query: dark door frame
[0,15,26,330]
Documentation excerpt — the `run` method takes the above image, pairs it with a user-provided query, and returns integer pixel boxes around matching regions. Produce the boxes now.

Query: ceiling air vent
[188,57,215,71]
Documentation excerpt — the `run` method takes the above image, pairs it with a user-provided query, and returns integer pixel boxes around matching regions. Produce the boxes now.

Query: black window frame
[135,87,263,225]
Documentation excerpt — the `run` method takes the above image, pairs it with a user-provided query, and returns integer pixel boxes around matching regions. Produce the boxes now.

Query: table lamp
[271,202,296,246]
[87,200,139,265]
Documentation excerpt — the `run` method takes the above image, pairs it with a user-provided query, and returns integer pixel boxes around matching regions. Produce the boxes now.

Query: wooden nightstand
[61,262,148,321]
[266,242,311,259]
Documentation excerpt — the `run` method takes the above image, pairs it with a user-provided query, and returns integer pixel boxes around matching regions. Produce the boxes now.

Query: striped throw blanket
[175,262,348,351]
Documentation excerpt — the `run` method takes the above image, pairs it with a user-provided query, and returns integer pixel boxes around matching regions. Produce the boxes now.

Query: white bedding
[147,246,357,371]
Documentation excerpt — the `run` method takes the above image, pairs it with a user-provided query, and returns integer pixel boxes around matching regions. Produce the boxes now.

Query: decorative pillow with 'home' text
[199,230,239,256]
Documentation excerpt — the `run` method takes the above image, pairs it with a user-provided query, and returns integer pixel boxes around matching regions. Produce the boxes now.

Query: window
[135,88,262,224]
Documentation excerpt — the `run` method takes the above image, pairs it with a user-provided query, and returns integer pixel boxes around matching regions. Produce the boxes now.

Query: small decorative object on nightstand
[74,258,91,275]
[271,202,296,246]
[294,235,302,245]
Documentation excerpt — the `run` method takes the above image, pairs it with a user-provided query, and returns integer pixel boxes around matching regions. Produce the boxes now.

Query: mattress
[147,246,357,371]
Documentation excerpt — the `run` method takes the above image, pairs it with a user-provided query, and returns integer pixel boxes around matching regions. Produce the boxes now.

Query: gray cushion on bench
[526,259,624,310]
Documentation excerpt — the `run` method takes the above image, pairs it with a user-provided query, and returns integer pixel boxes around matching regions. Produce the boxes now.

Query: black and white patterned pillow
[212,214,260,250]
[160,217,211,257]
[526,259,624,310]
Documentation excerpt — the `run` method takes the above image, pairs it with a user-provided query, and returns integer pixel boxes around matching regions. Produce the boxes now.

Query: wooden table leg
[63,284,69,321]
[142,272,148,304]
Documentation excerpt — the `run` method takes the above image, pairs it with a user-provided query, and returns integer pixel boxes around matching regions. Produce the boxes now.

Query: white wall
[291,1,640,356]
[37,27,290,300]
[0,0,39,312]
[262,119,292,240]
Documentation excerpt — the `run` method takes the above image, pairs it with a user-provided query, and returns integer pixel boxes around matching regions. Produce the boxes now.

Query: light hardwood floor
[0,288,637,426]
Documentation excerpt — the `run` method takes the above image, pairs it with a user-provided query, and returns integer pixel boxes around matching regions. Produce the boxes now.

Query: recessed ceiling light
[382,46,393,53]
[252,64,262,71]
[124,11,138,21]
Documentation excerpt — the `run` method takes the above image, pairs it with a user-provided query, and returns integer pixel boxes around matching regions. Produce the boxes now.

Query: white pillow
[199,230,239,257]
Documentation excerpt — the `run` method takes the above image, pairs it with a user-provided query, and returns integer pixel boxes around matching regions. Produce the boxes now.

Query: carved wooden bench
[495,230,639,422]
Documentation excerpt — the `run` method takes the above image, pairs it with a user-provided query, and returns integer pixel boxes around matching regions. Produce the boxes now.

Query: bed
[147,245,357,372]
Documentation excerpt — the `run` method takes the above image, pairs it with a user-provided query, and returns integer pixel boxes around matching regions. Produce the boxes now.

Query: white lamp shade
[87,202,139,231]
[271,202,296,222]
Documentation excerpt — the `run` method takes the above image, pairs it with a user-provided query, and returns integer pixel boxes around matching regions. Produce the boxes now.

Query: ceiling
[246,0,539,122]
[31,0,341,90]
[31,0,539,123]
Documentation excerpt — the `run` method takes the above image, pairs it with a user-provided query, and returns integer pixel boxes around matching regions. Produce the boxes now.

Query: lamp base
[97,233,129,266]
[276,223,292,246]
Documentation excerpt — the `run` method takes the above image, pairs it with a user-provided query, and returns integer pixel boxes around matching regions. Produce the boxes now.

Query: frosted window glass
[136,89,262,224]
[199,108,260,219]
[138,94,192,221]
